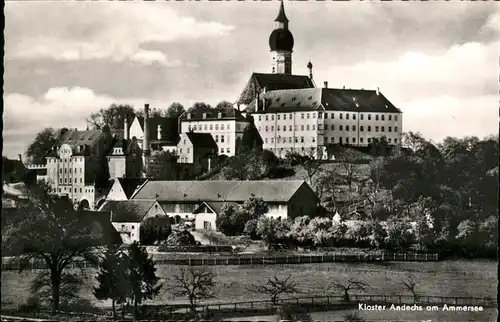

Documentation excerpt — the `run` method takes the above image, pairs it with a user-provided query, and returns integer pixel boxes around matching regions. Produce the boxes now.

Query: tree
[26,128,58,165]
[148,151,178,180]
[314,166,342,204]
[31,270,86,311]
[330,279,369,302]
[240,195,269,220]
[222,151,266,180]
[247,275,299,305]
[169,267,216,314]
[300,147,323,183]
[256,216,283,250]
[336,148,367,191]
[11,181,103,313]
[215,100,234,110]
[87,104,135,130]
[190,102,212,110]
[401,274,419,302]
[384,216,415,250]
[123,242,163,319]
[93,246,129,319]
[165,102,185,118]
[215,203,241,236]
[140,216,172,245]
[240,120,263,152]
[402,132,428,153]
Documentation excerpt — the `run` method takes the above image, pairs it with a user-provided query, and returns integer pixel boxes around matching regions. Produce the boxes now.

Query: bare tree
[169,267,216,313]
[401,274,419,302]
[314,165,342,204]
[330,279,369,302]
[301,147,323,183]
[246,275,299,305]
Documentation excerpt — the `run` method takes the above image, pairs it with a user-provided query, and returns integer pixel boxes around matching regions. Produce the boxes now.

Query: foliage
[123,242,163,319]
[215,100,234,110]
[93,245,129,319]
[216,203,243,236]
[241,195,269,220]
[275,304,312,322]
[87,104,135,130]
[31,270,86,309]
[300,147,324,183]
[169,267,216,314]
[148,151,178,180]
[25,128,58,165]
[190,102,212,110]
[255,216,290,249]
[243,219,259,240]
[10,181,102,314]
[314,165,342,203]
[163,230,197,246]
[368,136,392,157]
[240,121,263,152]
[247,275,299,304]
[330,279,369,302]
[384,216,415,251]
[165,102,185,118]
[140,216,172,245]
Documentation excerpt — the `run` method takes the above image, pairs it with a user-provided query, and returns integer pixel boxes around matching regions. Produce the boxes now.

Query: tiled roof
[193,201,240,215]
[136,117,180,143]
[115,178,148,199]
[185,133,218,149]
[76,211,123,245]
[179,106,247,121]
[238,73,315,105]
[132,180,309,203]
[100,200,156,222]
[247,88,402,114]
[56,130,103,147]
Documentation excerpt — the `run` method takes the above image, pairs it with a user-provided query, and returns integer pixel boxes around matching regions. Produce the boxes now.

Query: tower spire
[275,0,289,24]
[269,0,294,74]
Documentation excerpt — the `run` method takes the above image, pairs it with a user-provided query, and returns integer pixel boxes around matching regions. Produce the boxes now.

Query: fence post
[393,253,396,260]
[425,253,428,261]
[227,258,229,265]
[250,256,253,265]
[202,258,204,266]
[327,296,330,306]
[286,255,289,264]
[298,255,300,263]
[382,253,384,261]
[262,256,265,264]
[310,255,312,263]
[189,258,191,266]
[238,257,241,265]
[404,253,407,261]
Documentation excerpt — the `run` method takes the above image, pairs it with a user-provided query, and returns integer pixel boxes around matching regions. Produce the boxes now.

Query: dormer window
[187,113,191,120]
[218,112,222,118]
[203,113,207,119]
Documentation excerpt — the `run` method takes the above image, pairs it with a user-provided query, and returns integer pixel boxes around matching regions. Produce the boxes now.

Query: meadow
[1,260,497,311]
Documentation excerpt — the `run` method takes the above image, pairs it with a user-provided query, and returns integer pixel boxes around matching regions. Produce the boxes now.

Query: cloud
[400,95,498,143]
[5,2,234,65]
[129,50,183,67]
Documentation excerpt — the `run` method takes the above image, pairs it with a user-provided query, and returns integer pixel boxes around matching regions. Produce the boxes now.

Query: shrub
[243,219,259,240]
[19,295,41,313]
[266,166,296,179]
[384,217,415,250]
[162,230,197,246]
[60,298,100,313]
[275,304,312,322]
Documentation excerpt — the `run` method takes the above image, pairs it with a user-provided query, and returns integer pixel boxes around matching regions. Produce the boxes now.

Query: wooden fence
[1,252,439,270]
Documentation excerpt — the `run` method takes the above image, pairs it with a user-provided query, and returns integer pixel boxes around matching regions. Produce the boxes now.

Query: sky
[3,1,499,159]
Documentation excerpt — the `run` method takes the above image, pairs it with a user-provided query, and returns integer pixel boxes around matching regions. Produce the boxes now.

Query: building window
[345,137,349,143]
[59,188,61,193]
[306,113,309,119]
[59,178,62,184]
[74,178,77,183]
[283,114,287,120]
[221,135,225,143]
[331,113,335,119]
[381,115,385,121]
[360,114,364,120]
[221,148,224,153]
[339,125,343,131]
[64,178,67,183]
[301,125,304,131]
[368,114,372,121]
[331,137,335,143]
[289,113,292,119]
[352,125,356,131]
[394,138,398,143]
[301,113,304,119]
[277,114,281,120]
[368,126,372,132]
[288,125,291,131]
[265,126,269,132]
[271,138,274,143]
[227,148,230,154]
[324,113,328,119]
[360,137,364,143]
[215,124,219,130]
[283,126,287,132]
[74,188,77,193]
[388,138,392,143]
[395,126,398,132]
[289,137,292,143]
[271,115,275,121]
[375,126,379,132]
[215,135,219,142]
[395,115,398,121]
[193,125,197,131]
[271,126,274,131]
[339,113,343,120]
[331,125,335,130]
[277,125,280,131]
[388,127,392,132]
[318,124,322,130]
[64,168,67,173]
[318,112,323,119]
[80,188,82,193]
[265,138,268,144]
[353,138,356,143]
[312,137,316,143]
[265,115,269,121]
[346,125,349,131]
[389,115,392,121]
[301,136,304,143]
[306,125,310,131]
[346,114,349,120]
[375,115,379,121]
[381,126,385,132]
[360,126,364,131]
[258,115,262,121]
[353,114,356,120]
[210,124,213,130]
[312,125,316,130]
[187,148,190,153]
[221,124,225,130]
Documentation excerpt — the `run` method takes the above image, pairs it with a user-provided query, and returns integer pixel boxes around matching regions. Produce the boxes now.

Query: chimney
[343,86,345,90]
[207,157,211,172]
[18,154,22,162]
[124,117,129,140]
[324,81,328,89]
[143,104,151,176]
[376,87,380,96]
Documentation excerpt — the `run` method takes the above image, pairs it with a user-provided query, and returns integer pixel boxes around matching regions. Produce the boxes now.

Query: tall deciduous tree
[148,151,178,180]
[26,128,58,165]
[11,181,103,313]
[166,102,185,118]
[247,275,299,305]
[87,104,136,130]
[215,100,234,110]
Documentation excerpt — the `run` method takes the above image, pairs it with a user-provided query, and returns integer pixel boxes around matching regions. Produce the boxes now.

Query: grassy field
[2,260,497,311]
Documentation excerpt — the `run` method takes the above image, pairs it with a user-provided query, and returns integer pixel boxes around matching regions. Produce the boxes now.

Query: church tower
[269,0,294,75]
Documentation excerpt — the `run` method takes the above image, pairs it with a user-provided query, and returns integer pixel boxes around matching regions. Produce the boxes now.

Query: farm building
[99,199,168,243]
[131,180,319,231]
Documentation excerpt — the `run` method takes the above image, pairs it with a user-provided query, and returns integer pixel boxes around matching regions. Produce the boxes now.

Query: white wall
[106,180,128,201]
[195,213,217,231]
[112,222,141,244]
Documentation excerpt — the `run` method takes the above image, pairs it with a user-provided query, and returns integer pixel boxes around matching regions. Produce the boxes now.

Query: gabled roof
[76,211,123,245]
[193,201,240,215]
[115,178,149,199]
[132,180,310,203]
[238,73,315,105]
[184,132,218,149]
[136,117,179,143]
[179,106,247,122]
[247,88,402,114]
[100,200,157,222]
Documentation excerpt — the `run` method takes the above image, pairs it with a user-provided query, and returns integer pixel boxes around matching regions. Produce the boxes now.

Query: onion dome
[269,29,294,51]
